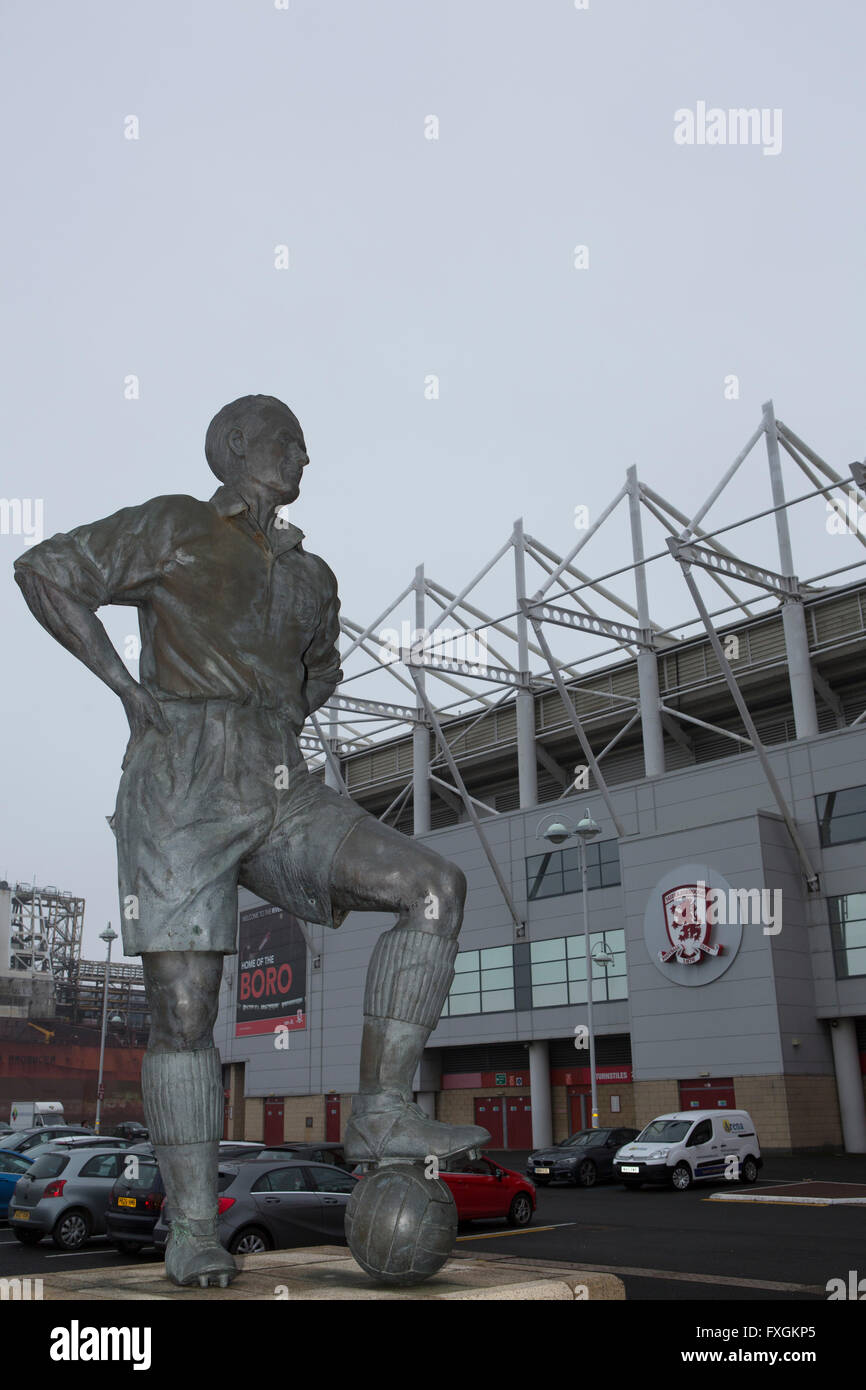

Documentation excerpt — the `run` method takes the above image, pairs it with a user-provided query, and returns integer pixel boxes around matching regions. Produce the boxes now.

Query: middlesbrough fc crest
[660,882,722,966]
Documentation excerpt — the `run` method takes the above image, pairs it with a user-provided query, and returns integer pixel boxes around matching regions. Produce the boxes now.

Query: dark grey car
[5,1126,93,1154]
[250,1142,352,1171]
[9,1144,128,1249]
[526,1127,640,1188]
[153,1158,359,1256]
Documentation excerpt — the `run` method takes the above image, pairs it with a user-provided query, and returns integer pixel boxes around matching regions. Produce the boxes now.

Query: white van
[613,1110,762,1191]
[9,1101,65,1130]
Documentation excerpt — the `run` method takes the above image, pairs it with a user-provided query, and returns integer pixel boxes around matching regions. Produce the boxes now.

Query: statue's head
[205,395,308,505]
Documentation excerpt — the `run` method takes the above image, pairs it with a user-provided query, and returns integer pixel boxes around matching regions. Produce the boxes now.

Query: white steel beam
[668,540,820,890]
[522,601,626,837]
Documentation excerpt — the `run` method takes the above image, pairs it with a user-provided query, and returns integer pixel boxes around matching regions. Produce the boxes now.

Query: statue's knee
[414,858,466,935]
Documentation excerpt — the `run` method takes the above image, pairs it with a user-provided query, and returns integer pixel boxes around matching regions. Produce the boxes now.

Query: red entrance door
[505,1097,532,1149]
[679,1078,736,1111]
[264,1098,284,1145]
[325,1094,341,1142]
[568,1089,593,1133]
[474,1097,504,1147]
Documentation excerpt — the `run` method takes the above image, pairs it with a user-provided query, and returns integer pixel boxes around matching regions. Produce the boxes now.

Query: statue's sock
[142,1047,223,1222]
[357,929,458,1106]
[363,927,458,1030]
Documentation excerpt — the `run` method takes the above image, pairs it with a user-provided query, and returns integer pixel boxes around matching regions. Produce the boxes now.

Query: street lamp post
[575,810,602,1127]
[94,924,117,1134]
[540,809,602,1127]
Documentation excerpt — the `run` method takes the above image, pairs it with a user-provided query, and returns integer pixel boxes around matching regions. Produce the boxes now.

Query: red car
[440,1154,535,1227]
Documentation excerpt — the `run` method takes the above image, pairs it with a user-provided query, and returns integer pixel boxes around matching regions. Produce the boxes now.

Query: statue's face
[233,405,308,504]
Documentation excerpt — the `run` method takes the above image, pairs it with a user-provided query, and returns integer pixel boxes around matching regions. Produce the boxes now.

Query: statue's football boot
[344,1091,490,1164]
[164,1215,238,1289]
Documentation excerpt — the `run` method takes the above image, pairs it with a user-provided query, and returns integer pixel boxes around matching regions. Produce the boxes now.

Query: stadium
[213,403,866,1156]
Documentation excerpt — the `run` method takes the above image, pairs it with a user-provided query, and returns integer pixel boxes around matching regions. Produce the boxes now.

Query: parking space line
[456,1223,576,1242]
[44,1250,119,1259]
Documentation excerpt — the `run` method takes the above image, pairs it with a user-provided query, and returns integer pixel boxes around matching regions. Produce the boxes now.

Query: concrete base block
[41,1246,625,1301]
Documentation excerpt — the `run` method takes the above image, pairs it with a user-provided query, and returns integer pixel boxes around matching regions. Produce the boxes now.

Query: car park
[527,1127,640,1188]
[0,1150,33,1217]
[8,1144,130,1248]
[440,1154,536,1225]
[613,1110,763,1191]
[154,1158,359,1256]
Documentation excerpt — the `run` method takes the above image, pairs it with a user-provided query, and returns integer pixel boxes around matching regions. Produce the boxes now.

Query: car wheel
[740,1156,759,1185]
[13,1229,42,1245]
[228,1226,273,1256]
[576,1159,597,1189]
[671,1163,692,1192]
[507,1193,533,1227]
[52,1209,91,1250]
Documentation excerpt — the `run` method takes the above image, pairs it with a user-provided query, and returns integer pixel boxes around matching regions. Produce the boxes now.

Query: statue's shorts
[110,699,368,956]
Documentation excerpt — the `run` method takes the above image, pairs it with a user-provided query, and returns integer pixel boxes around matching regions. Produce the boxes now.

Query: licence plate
[118,1197,137,1208]
[534,1167,550,1175]
[620,1165,640,1173]
[13,1210,30,1220]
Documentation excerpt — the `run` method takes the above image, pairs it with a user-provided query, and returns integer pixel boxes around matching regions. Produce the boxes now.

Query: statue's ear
[227,427,246,460]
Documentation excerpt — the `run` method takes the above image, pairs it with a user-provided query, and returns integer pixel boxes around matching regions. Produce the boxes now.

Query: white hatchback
[613,1110,762,1191]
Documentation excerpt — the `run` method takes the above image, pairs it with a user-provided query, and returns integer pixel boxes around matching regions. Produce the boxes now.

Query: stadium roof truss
[305,401,866,923]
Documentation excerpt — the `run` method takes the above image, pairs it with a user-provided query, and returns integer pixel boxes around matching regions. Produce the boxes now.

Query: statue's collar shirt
[13,487,343,730]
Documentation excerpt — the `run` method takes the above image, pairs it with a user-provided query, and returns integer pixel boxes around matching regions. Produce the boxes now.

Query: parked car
[110,1122,149,1142]
[440,1154,536,1226]
[0,1149,33,1217]
[5,1126,93,1154]
[527,1127,640,1188]
[8,1144,129,1249]
[216,1142,271,1160]
[613,1110,763,1191]
[105,1153,165,1254]
[154,1159,359,1256]
[251,1142,352,1170]
[47,1135,131,1151]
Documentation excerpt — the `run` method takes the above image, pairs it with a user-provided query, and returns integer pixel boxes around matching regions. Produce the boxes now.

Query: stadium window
[526,839,621,901]
[530,930,627,1006]
[441,945,515,1018]
[827,894,866,979]
[816,787,866,847]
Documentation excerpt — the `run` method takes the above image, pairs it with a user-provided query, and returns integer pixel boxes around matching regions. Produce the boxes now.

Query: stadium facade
[214,407,866,1154]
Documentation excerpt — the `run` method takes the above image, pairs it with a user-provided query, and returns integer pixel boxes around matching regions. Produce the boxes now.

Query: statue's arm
[11,496,192,742]
[14,567,168,740]
[302,561,343,719]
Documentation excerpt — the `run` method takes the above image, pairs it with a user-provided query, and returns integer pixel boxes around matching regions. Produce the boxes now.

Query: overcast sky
[2,0,865,959]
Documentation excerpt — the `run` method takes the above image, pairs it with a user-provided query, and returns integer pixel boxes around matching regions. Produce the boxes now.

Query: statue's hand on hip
[120,685,171,768]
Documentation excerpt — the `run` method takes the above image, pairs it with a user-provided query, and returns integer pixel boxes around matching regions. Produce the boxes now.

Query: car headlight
[646,1149,668,1161]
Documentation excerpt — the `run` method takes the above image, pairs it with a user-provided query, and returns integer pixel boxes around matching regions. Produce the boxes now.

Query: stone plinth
[41,1247,625,1301]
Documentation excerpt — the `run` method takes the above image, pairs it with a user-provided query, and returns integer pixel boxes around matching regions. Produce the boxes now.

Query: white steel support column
[763,400,819,739]
[514,519,538,808]
[627,466,665,776]
[412,564,431,834]
[528,1040,553,1149]
[830,1018,866,1153]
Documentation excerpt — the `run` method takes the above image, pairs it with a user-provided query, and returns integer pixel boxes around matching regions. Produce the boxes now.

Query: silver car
[154,1158,359,1255]
[9,1144,130,1250]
